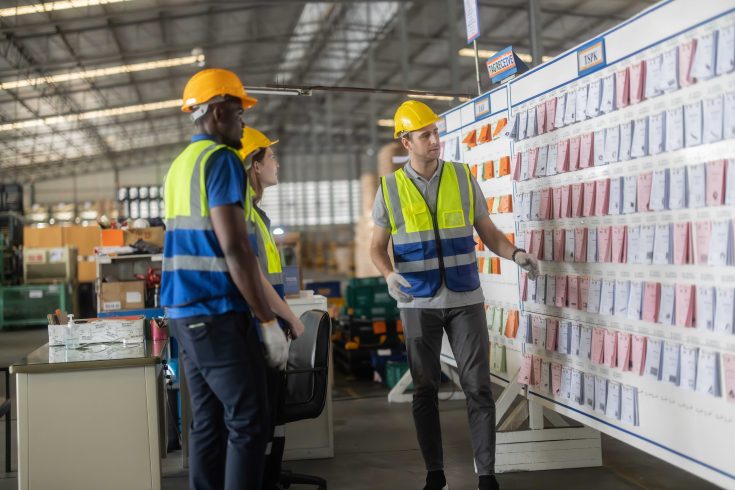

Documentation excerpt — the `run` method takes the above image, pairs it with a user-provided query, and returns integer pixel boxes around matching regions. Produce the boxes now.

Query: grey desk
[10,341,168,490]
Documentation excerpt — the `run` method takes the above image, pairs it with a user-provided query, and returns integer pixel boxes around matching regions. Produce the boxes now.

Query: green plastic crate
[0,284,72,328]
[385,361,411,389]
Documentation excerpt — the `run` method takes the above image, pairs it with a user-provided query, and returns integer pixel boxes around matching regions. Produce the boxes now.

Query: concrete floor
[0,325,721,490]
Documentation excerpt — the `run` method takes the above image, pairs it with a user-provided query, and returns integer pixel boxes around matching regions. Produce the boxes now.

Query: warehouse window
[260,179,360,227]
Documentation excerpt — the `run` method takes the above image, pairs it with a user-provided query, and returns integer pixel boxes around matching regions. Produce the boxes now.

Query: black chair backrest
[284,310,331,423]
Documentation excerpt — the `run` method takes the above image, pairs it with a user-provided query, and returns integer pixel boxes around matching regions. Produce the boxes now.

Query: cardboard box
[63,225,101,255]
[23,226,64,248]
[101,229,124,247]
[99,281,145,311]
[77,257,97,283]
[125,227,164,248]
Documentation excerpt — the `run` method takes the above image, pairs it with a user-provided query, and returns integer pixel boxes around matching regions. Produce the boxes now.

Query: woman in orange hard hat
[163,68,290,490]
[240,127,306,489]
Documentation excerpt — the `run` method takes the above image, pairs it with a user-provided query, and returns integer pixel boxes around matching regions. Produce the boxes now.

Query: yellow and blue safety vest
[381,161,480,298]
[161,139,249,310]
[246,185,285,298]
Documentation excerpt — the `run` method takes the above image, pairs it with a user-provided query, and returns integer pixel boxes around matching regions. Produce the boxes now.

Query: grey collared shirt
[372,159,488,309]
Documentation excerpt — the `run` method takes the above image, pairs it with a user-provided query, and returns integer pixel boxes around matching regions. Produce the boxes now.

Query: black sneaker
[478,474,499,490]
[423,470,449,490]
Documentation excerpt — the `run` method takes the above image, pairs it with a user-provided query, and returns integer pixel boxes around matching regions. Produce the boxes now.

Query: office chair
[278,309,331,490]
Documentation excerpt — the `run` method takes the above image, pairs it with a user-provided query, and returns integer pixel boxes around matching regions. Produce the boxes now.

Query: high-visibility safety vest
[381,161,480,298]
[246,186,285,298]
[161,139,249,308]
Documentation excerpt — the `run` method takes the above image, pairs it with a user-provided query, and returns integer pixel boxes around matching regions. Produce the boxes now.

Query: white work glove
[514,250,540,281]
[387,272,414,303]
[259,319,289,370]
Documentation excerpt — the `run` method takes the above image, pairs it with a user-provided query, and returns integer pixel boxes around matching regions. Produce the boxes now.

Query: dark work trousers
[262,366,286,489]
[401,303,496,476]
[171,311,269,490]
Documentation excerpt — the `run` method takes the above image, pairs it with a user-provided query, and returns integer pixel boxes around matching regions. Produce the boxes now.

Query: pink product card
[546,319,559,352]
[679,38,697,87]
[519,354,533,385]
[617,332,632,371]
[568,276,580,309]
[551,363,562,395]
[569,135,581,171]
[520,272,528,300]
[552,187,563,220]
[532,356,542,386]
[536,103,547,135]
[629,60,646,104]
[597,226,613,263]
[595,178,611,216]
[557,139,570,173]
[706,160,727,206]
[583,181,596,217]
[539,188,552,220]
[574,228,588,263]
[724,354,735,404]
[591,327,605,364]
[675,284,696,327]
[529,147,540,178]
[553,229,566,262]
[511,152,522,181]
[555,275,568,307]
[560,185,572,218]
[642,282,661,323]
[673,222,691,265]
[637,171,653,213]
[571,183,584,217]
[616,67,630,108]
[579,132,594,168]
[579,277,590,310]
[603,329,618,368]
[611,225,628,263]
[531,229,544,259]
[631,334,647,375]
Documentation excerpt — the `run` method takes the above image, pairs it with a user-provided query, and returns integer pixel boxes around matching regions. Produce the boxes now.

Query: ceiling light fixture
[0,0,136,17]
[377,119,395,127]
[458,48,553,64]
[246,87,308,97]
[0,99,181,132]
[407,94,456,102]
[0,54,205,90]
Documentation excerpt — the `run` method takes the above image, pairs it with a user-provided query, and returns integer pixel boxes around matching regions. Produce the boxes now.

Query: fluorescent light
[377,119,394,127]
[0,0,136,17]
[0,99,181,132]
[458,48,553,64]
[272,227,285,236]
[0,54,205,90]
[407,94,456,102]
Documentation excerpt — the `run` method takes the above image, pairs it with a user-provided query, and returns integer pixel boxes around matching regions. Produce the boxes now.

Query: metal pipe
[528,0,543,66]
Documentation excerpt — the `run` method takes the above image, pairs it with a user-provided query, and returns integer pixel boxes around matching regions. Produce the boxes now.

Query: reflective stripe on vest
[381,161,480,298]
[161,139,246,308]
[246,186,284,290]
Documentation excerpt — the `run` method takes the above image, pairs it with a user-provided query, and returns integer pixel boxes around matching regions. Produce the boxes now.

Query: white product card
[716,25,735,75]
[665,106,684,152]
[644,338,664,380]
[724,92,735,139]
[658,284,676,326]
[696,285,716,330]
[708,221,732,266]
[599,280,615,316]
[621,385,639,426]
[594,130,606,166]
[627,225,641,264]
[691,31,716,81]
[565,229,576,262]
[564,89,576,125]
[609,176,623,215]
[576,84,589,122]
[586,79,602,118]
[646,54,664,99]
[652,223,672,265]
[662,342,681,386]
[584,373,595,409]
[684,101,703,147]
[579,325,593,360]
[587,278,603,314]
[619,121,633,161]
[555,93,567,129]
[587,227,598,263]
[648,111,666,155]
[595,376,608,414]
[695,350,721,397]
[622,175,638,214]
[630,117,649,158]
[649,168,669,211]
[639,224,656,265]
[680,346,698,391]
[627,281,644,320]
[669,166,687,209]
[605,381,622,420]
[659,47,679,93]
[600,74,616,114]
[703,95,724,144]
[714,288,735,335]
[687,163,706,208]
[604,125,621,163]
[614,280,630,317]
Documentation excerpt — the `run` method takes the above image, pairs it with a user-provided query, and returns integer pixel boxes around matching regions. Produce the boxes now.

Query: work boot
[478,474,500,490]
[423,470,449,490]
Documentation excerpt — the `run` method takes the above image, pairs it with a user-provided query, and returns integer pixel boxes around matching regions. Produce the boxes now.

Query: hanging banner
[464,0,480,44]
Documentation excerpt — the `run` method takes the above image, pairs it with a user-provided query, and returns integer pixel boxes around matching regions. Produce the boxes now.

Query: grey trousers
[401,303,496,476]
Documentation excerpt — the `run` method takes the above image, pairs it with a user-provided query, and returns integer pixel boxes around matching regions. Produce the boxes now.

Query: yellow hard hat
[393,100,440,138]
[181,68,258,113]
[239,127,279,161]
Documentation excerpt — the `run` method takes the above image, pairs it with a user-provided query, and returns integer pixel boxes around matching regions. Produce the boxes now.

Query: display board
[438,1,735,487]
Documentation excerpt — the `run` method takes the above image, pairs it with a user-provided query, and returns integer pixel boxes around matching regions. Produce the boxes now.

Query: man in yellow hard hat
[162,68,290,490]
[370,100,539,490]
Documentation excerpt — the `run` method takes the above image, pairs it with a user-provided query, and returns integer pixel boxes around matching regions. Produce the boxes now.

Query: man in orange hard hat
[371,100,539,490]
[162,68,290,490]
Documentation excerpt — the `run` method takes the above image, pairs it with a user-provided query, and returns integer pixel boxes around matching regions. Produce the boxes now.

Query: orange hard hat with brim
[181,68,258,112]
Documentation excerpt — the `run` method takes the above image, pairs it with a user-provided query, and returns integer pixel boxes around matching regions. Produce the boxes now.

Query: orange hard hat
[181,68,257,113]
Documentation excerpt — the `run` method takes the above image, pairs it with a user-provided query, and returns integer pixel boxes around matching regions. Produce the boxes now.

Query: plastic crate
[0,284,73,328]
[385,360,411,389]
[305,280,341,298]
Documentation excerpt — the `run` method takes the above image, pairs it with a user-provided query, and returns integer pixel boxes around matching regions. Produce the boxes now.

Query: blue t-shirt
[166,134,252,319]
